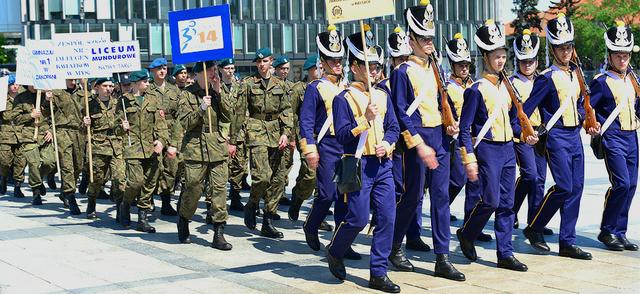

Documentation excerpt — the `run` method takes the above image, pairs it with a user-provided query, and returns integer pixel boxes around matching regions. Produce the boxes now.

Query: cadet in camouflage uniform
[272,55,296,211]
[118,70,169,233]
[50,79,85,215]
[82,78,126,220]
[172,64,189,90]
[235,48,293,239]
[148,58,180,216]
[175,61,233,250]
[0,74,26,197]
[8,86,56,205]
[218,58,245,212]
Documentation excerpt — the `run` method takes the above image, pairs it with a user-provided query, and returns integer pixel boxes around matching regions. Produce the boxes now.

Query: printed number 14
[199,30,217,43]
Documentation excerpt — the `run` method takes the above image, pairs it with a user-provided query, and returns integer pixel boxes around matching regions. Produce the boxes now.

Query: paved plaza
[0,134,639,293]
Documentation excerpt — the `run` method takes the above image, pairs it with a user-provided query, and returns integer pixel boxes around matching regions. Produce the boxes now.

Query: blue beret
[8,74,16,85]
[218,58,235,67]
[253,48,272,61]
[303,55,319,70]
[148,58,168,69]
[171,64,187,77]
[273,55,290,68]
[129,69,151,82]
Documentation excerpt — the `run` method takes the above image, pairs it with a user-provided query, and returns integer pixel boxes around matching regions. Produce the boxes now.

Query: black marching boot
[0,176,7,194]
[389,243,414,271]
[78,173,88,195]
[86,198,97,219]
[31,185,44,205]
[136,209,156,233]
[212,222,232,250]
[228,189,244,211]
[177,216,191,244]
[434,254,465,281]
[243,201,258,230]
[119,201,131,228]
[287,195,304,221]
[13,183,24,198]
[260,213,284,239]
[67,193,81,215]
[160,193,177,216]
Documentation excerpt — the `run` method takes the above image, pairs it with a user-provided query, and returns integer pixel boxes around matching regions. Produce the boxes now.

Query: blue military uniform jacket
[590,70,640,132]
[298,75,344,155]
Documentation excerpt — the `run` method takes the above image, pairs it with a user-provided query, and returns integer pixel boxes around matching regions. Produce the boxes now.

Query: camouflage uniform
[177,81,231,223]
[222,79,247,194]
[51,87,85,195]
[237,74,293,215]
[288,80,316,200]
[0,94,27,189]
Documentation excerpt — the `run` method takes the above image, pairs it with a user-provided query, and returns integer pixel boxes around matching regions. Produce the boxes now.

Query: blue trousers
[392,151,424,241]
[601,129,638,237]
[529,127,583,247]
[304,137,347,233]
[393,126,451,254]
[461,141,516,259]
[449,138,467,204]
[513,142,547,224]
[328,157,396,277]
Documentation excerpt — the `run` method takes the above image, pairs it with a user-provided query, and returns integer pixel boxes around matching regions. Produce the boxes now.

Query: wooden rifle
[629,65,640,97]
[429,53,456,128]
[570,48,598,130]
[499,70,536,140]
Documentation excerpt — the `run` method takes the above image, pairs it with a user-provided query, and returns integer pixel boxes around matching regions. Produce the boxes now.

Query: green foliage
[548,0,581,17]
[511,0,543,33]
[0,34,12,64]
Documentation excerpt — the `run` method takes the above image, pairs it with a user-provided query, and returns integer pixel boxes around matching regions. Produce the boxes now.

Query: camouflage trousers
[20,142,55,188]
[0,143,26,183]
[227,142,248,192]
[57,129,85,194]
[248,146,288,214]
[275,146,295,199]
[88,153,125,202]
[292,152,316,200]
[157,154,183,196]
[124,157,160,209]
[179,160,228,223]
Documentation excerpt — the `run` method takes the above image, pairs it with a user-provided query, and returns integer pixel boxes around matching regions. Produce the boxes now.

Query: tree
[548,0,581,17]
[511,0,542,33]
[0,34,12,64]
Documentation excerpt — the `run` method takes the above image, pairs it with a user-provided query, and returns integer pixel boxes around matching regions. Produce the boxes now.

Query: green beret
[94,77,114,85]
[171,64,187,77]
[218,58,234,67]
[253,48,272,61]
[303,55,319,70]
[129,69,151,82]
[273,55,290,68]
[193,61,216,73]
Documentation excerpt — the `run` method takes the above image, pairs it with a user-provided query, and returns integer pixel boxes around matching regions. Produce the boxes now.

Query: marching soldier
[171,64,189,90]
[118,69,169,233]
[0,74,26,198]
[8,85,56,205]
[236,48,292,239]
[510,29,554,236]
[522,14,594,260]
[456,19,531,271]
[82,78,126,220]
[590,21,639,251]
[326,30,400,292]
[219,58,246,212]
[50,79,85,215]
[388,0,463,280]
[176,61,233,250]
[148,58,179,216]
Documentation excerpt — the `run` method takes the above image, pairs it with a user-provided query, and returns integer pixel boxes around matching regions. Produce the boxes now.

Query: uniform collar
[449,75,473,88]
[324,74,341,86]
[605,69,628,80]
[482,71,501,86]
[350,81,368,92]
[514,71,535,82]
[551,61,572,72]
[408,55,429,67]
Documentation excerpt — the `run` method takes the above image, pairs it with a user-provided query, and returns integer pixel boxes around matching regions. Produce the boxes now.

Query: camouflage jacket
[119,92,169,159]
[288,80,305,144]
[51,86,83,130]
[6,90,51,144]
[236,74,292,148]
[0,95,20,144]
[148,81,184,149]
[220,79,244,145]
[86,94,124,157]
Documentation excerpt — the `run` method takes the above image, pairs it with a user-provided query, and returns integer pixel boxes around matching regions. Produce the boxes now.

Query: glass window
[119,24,134,41]
[469,0,477,20]
[40,24,51,40]
[458,0,466,19]
[255,0,264,20]
[174,0,185,10]
[308,24,317,53]
[146,0,159,19]
[303,0,313,20]
[234,24,244,54]
[437,0,445,20]
[247,23,257,53]
[137,24,150,59]
[150,24,163,55]
[291,0,300,20]
[164,23,172,55]
[279,0,289,20]
[229,0,238,20]
[188,0,198,8]
[315,0,324,19]
[160,0,170,19]
[96,0,112,19]
[105,23,119,41]
[71,23,86,33]
[283,24,293,53]
[259,24,269,49]
[448,0,456,20]
[55,23,70,34]
[296,24,305,53]
[64,0,80,17]
[267,0,276,20]
[479,0,485,20]
[89,23,103,32]
[132,0,144,18]
[115,0,128,19]
[49,0,63,12]
[272,24,282,54]
[241,0,251,20]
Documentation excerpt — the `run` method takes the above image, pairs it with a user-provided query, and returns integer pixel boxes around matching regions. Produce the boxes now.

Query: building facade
[20,0,500,77]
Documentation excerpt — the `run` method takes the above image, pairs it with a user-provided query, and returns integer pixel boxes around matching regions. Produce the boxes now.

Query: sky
[502,0,553,22]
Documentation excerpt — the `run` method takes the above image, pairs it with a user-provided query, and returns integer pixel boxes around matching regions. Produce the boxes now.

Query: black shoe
[344,247,362,260]
[617,236,639,251]
[326,250,346,280]
[597,232,624,251]
[241,175,251,191]
[57,193,69,208]
[150,196,156,212]
[115,201,121,223]
[136,209,156,233]
[212,222,232,250]
[38,184,46,196]
[272,212,281,221]
[205,204,213,225]
[543,227,554,236]
[67,193,81,215]
[406,237,431,252]
[456,229,477,261]
[160,194,177,216]
[497,256,528,271]
[86,198,97,219]
[119,201,131,228]
[244,202,257,230]
[78,174,88,195]
[559,245,592,260]
[0,176,7,194]
[523,226,550,253]
[31,193,43,205]
[278,196,292,206]
[177,216,191,244]
[260,213,284,239]
[229,189,244,211]
[513,218,519,229]
[477,232,492,242]
[97,189,110,200]
[13,185,24,198]
[319,220,333,232]
[389,243,414,271]
[47,175,57,190]
[303,224,320,251]
[368,275,400,293]
[450,215,458,222]
[434,254,465,281]
[288,196,304,221]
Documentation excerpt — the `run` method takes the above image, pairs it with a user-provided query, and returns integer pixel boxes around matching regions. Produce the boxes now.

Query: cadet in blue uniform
[457,19,531,271]
[522,14,594,260]
[298,25,360,260]
[510,29,554,236]
[326,30,400,293]
[590,21,639,251]
[388,0,464,281]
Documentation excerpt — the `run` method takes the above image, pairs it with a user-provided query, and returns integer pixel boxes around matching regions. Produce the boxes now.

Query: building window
[137,24,150,59]
[146,0,159,19]
[283,24,293,53]
[266,0,276,20]
[458,0,467,19]
[272,24,282,54]
[291,0,300,20]
[132,1,144,18]
[71,23,86,33]
[160,0,171,19]
[303,0,313,20]
[233,24,244,54]
[295,24,304,53]
[164,23,172,55]
[105,23,119,41]
[89,23,103,32]
[188,0,198,9]
[308,24,317,53]
[229,0,239,20]
[115,0,128,19]
[64,0,80,17]
[259,23,268,48]
[40,24,52,40]
[55,23,70,34]
[119,24,134,41]
[279,0,289,20]
[241,0,251,20]
[150,24,163,55]
[255,0,265,20]
[315,0,324,19]
[247,23,257,53]
[174,0,185,10]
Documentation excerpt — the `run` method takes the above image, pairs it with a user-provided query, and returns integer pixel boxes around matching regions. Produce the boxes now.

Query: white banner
[27,40,66,90]
[14,46,32,86]
[53,32,110,79]
[86,41,141,75]
[0,76,8,112]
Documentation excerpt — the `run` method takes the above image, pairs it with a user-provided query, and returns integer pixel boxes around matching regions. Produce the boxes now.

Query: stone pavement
[0,134,639,293]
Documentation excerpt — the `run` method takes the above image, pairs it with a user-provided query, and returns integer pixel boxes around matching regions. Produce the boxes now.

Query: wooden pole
[48,97,62,180]
[202,61,213,133]
[118,73,132,146]
[83,79,94,183]
[358,20,381,146]
[33,90,41,140]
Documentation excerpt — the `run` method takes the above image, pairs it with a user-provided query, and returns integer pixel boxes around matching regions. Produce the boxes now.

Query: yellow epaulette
[540,68,553,75]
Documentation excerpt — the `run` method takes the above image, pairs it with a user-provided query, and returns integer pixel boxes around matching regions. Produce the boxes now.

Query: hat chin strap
[321,59,343,81]
[482,53,499,74]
